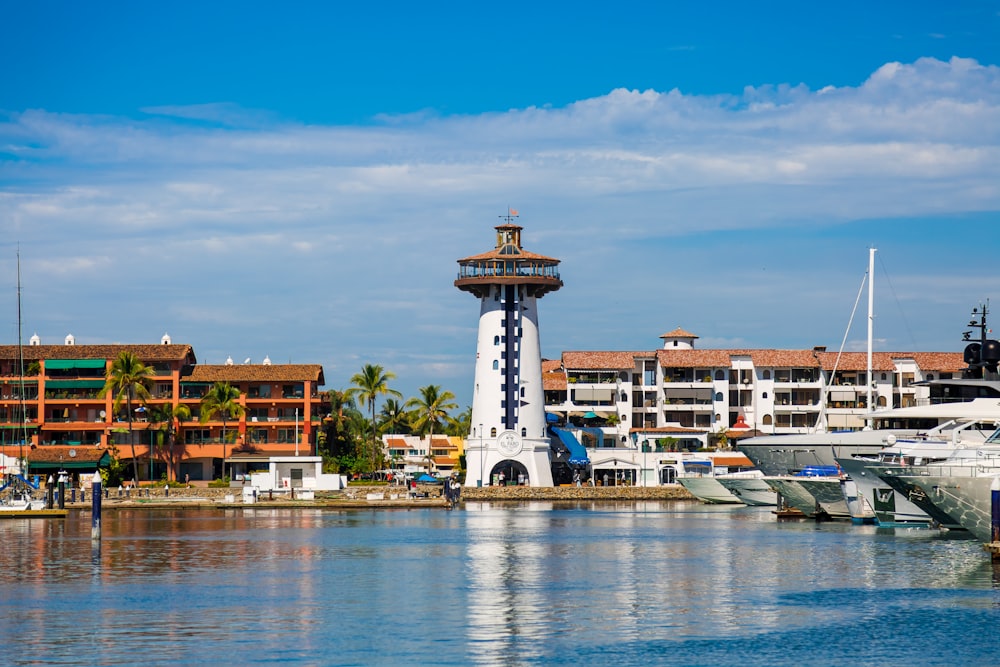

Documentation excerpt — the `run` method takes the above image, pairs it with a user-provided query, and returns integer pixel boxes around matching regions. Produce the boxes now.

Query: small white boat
[0,490,46,512]
[676,453,760,504]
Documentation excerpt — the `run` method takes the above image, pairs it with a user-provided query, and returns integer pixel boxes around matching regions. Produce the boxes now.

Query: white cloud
[1,57,998,404]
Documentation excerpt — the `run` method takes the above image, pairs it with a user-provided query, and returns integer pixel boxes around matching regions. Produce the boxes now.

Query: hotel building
[0,334,325,483]
[543,327,966,451]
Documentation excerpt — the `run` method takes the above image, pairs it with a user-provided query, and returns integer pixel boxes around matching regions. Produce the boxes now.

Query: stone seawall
[459,484,695,502]
[62,483,697,508]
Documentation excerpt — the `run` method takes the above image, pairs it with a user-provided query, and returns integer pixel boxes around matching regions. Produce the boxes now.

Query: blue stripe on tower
[504,284,517,429]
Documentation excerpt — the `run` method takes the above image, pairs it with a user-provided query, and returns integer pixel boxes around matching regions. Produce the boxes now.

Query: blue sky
[2,1,999,409]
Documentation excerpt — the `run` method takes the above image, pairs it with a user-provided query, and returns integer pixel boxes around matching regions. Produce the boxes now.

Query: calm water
[2,501,999,666]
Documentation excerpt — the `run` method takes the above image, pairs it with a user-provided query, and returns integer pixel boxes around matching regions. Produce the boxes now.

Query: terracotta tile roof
[712,454,754,467]
[429,436,455,449]
[901,352,966,372]
[659,348,823,369]
[563,351,638,370]
[541,359,563,373]
[656,349,734,368]
[386,437,409,449]
[27,445,109,464]
[543,374,568,390]
[183,364,325,385]
[659,327,699,339]
[745,349,821,367]
[542,359,568,390]
[816,351,896,371]
[0,344,196,364]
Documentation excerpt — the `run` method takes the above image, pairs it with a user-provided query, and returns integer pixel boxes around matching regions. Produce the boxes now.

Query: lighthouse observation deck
[455,223,562,298]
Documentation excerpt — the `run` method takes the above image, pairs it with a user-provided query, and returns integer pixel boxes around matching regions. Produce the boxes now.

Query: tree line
[98,353,468,483]
[321,363,469,477]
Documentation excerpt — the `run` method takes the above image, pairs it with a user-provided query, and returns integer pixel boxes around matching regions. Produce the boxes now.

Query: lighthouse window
[492,360,499,370]
[520,387,525,397]
[490,428,497,437]
[494,335,500,345]
[521,428,527,437]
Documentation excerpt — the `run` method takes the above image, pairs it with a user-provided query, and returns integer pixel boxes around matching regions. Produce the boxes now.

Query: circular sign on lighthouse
[497,431,522,457]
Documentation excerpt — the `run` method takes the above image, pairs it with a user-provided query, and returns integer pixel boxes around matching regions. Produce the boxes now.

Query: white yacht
[871,426,1000,540]
[835,415,1000,525]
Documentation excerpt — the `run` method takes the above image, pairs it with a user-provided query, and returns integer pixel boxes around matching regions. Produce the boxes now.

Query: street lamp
[642,439,649,487]
[630,431,638,485]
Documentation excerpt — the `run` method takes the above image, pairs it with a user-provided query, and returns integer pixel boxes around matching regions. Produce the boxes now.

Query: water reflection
[1,504,999,666]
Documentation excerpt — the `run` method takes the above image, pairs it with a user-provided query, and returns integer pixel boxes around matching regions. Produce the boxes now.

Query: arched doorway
[490,459,529,486]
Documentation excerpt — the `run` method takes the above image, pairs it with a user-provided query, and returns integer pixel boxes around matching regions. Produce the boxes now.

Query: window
[248,384,271,398]
[521,428,526,437]
[490,427,497,437]
[763,370,771,380]
[494,335,500,345]
[492,360,499,370]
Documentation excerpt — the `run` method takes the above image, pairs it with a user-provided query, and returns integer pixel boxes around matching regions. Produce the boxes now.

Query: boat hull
[717,476,777,506]
[887,468,996,541]
[677,476,742,504]
[837,457,931,526]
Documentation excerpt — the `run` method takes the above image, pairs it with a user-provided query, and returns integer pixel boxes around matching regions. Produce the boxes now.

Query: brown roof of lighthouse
[659,327,699,339]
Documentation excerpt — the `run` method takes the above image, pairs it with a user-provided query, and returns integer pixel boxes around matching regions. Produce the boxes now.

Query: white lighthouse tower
[457,215,562,487]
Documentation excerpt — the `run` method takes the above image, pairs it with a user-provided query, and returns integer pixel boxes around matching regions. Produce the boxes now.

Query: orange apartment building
[0,337,326,483]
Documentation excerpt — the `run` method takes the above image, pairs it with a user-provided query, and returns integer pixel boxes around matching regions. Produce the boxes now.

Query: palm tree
[200,381,245,481]
[405,384,458,474]
[448,405,472,437]
[345,364,401,472]
[151,403,192,481]
[322,389,362,460]
[100,350,154,485]
[378,397,411,435]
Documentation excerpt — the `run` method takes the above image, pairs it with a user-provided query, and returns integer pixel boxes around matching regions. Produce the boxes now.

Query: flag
[509,208,518,216]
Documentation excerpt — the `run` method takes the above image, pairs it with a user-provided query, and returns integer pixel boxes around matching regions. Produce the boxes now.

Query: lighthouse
[456,215,562,487]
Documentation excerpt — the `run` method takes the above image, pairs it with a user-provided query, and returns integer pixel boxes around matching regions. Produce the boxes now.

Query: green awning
[0,424,39,429]
[45,379,106,389]
[45,359,107,370]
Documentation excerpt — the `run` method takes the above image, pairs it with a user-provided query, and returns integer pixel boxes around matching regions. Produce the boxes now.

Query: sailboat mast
[866,247,876,415]
[16,251,28,475]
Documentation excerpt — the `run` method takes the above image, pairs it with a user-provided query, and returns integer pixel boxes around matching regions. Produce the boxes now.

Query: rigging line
[813,268,868,433]
[876,252,918,349]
